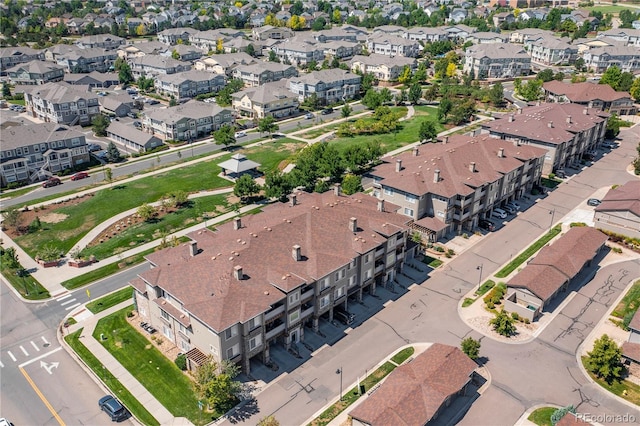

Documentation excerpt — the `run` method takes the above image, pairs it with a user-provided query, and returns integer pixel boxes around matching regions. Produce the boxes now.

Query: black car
[321,108,334,115]
[587,198,601,206]
[334,306,355,325]
[478,219,495,232]
[99,395,129,422]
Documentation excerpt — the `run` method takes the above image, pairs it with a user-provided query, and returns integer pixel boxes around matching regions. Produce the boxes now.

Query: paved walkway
[63,300,192,426]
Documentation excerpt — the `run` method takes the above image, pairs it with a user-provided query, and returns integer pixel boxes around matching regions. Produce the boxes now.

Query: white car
[234,131,246,138]
[506,201,520,211]
[492,208,507,219]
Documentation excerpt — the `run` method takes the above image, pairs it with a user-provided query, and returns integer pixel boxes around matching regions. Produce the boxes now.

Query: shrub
[486,301,495,309]
[127,310,134,318]
[570,222,587,227]
[511,312,520,321]
[175,354,187,371]
[447,248,455,256]
[524,318,530,324]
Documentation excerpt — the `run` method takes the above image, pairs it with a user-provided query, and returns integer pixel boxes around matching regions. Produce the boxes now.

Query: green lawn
[94,307,214,425]
[611,280,640,320]
[462,298,476,307]
[329,106,442,155]
[527,407,557,426]
[0,263,50,300]
[86,286,133,314]
[391,346,415,365]
[65,328,160,426]
[495,225,562,278]
[213,139,307,175]
[420,255,443,268]
[476,280,496,296]
[82,194,229,259]
[581,356,640,406]
[61,248,155,290]
[584,5,639,14]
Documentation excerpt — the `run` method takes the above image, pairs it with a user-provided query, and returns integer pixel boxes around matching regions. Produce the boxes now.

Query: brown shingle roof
[595,180,640,217]
[622,341,640,363]
[556,412,589,426]
[370,134,547,198]
[508,227,608,302]
[628,309,640,333]
[135,191,409,332]
[543,80,632,103]
[349,343,477,426]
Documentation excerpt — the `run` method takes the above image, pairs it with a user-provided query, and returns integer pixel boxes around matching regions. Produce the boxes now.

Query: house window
[405,194,416,204]
[180,340,190,352]
[334,268,346,281]
[225,325,238,340]
[249,335,262,350]
[349,276,356,286]
[365,268,373,279]
[288,292,300,305]
[227,344,239,359]
[364,253,372,263]
[320,295,330,308]
[248,316,261,331]
[289,309,300,324]
[160,309,169,321]
[404,207,414,217]
[349,259,356,269]
[334,286,345,299]
[162,325,173,339]
[384,187,393,196]
[138,306,146,316]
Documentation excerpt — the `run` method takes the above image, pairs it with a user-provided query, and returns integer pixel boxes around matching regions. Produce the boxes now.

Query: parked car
[506,201,521,211]
[602,142,617,149]
[87,143,101,152]
[98,395,129,422]
[491,208,507,219]
[133,121,142,128]
[334,306,355,326]
[587,198,601,206]
[234,131,246,138]
[478,219,495,232]
[304,112,314,119]
[42,177,62,188]
[127,112,137,119]
[321,107,334,115]
[583,153,595,161]
[71,171,89,181]
[555,169,566,178]
[502,204,517,215]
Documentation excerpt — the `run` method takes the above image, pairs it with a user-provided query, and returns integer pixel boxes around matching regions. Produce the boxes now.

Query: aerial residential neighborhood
[1,0,640,425]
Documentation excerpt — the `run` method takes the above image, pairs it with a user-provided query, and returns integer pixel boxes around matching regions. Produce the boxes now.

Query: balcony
[375,264,384,274]
[375,247,385,258]
[301,305,314,319]
[300,288,314,302]
[264,305,285,321]
[265,321,285,340]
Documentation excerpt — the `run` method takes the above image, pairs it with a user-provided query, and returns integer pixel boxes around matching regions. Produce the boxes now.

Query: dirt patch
[126,311,182,361]
[40,213,68,224]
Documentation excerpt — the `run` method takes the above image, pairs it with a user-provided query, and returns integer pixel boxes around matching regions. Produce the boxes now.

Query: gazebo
[217,153,261,180]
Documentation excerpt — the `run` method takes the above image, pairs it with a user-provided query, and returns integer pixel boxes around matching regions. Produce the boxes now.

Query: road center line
[19,367,66,426]
[19,346,62,368]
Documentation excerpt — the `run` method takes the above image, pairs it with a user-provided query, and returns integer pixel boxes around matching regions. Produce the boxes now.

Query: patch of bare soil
[87,207,178,248]
[40,213,68,224]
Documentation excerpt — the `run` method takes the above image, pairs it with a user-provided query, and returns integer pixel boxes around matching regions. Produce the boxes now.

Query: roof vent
[469,162,476,173]
[234,217,241,230]
[349,217,357,233]
[498,147,504,158]
[548,121,553,128]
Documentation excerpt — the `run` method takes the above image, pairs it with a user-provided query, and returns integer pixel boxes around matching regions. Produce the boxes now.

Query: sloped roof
[217,153,261,173]
[543,80,632,103]
[595,180,640,217]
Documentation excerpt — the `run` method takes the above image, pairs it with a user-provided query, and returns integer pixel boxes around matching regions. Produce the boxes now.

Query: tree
[408,83,423,105]
[419,120,438,142]
[341,174,362,195]
[171,49,180,60]
[461,337,481,360]
[104,167,113,186]
[362,89,382,110]
[245,44,255,57]
[488,83,504,107]
[332,9,342,24]
[257,415,280,426]
[630,77,640,102]
[311,17,326,31]
[606,113,621,139]
[233,174,261,200]
[106,141,122,163]
[600,65,623,90]
[114,57,133,84]
[554,72,565,81]
[379,88,392,104]
[445,62,457,78]
[618,72,635,92]
[398,66,412,85]
[2,82,10,98]
[193,357,241,413]
[258,116,279,137]
[318,144,344,181]
[413,63,428,84]
[490,310,516,337]
[212,125,236,149]
[341,103,352,118]
[216,38,224,54]
[264,170,293,201]
[517,79,543,102]
[574,58,586,72]
[585,334,623,383]
[91,114,110,137]
[137,203,156,222]
[306,60,318,72]
[438,97,453,122]
[268,50,280,62]
[2,207,22,230]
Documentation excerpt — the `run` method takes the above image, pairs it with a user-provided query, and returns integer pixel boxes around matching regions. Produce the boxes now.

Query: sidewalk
[62,301,192,426]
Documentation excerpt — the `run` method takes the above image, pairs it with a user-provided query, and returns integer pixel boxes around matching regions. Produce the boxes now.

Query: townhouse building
[157,28,198,45]
[442,25,476,42]
[594,180,640,239]
[466,32,508,44]
[482,103,608,175]
[117,41,169,60]
[313,28,363,43]
[463,43,531,79]
[368,135,546,241]
[0,122,89,186]
[252,25,294,41]
[366,33,420,58]
[509,28,555,44]
[106,121,164,153]
[543,80,637,116]
[154,70,226,100]
[7,61,65,85]
[582,46,640,73]
[193,53,257,76]
[289,69,361,105]
[596,29,640,47]
[231,80,299,119]
[52,46,118,73]
[319,41,361,60]
[527,36,578,66]
[162,44,203,62]
[232,62,298,87]
[271,41,325,67]
[350,54,417,82]
[74,34,125,50]
[403,27,447,42]
[129,55,192,78]
[142,101,234,141]
[0,46,45,74]
[130,190,413,373]
[24,82,101,126]
[188,29,246,52]
[64,71,119,88]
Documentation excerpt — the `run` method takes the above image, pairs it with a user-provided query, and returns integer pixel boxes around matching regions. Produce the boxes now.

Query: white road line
[60,298,77,306]
[41,336,50,346]
[8,351,16,361]
[30,341,41,352]
[0,360,4,368]
[56,294,73,301]
[20,346,29,356]
[65,303,81,311]
[19,347,62,368]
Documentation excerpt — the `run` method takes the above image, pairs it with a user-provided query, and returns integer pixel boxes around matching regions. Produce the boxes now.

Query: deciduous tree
[212,125,236,149]
[419,120,438,142]
[408,83,423,105]
[91,114,110,137]
[264,170,293,201]
[137,203,156,222]
[341,174,362,195]
[233,174,261,200]
[585,334,623,383]
[258,116,279,137]
[490,309,516,337]
[461,337,481,360]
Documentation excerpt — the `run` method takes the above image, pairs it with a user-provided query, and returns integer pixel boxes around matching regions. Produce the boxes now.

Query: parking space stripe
[8,351,16,361]
[20,346,29,356]
[0,360,4,368]
[30,341,40,352]
[41,336,50,345]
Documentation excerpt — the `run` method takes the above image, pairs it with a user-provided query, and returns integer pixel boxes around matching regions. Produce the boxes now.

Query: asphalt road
[0,264,148,425]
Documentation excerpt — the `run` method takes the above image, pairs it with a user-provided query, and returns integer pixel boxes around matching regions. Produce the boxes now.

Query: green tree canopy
[233,174,262,200]
[461,337,481,360]
[264,170,293,201]
[585,334,623,383]
[490,310,516,337]
[106,141,122,163]
[212,125,236,149]
[600,65,622,90]
[91,114,110,137]
[419,120,438,142]
[408,83,423,105]
[258,116,279,136]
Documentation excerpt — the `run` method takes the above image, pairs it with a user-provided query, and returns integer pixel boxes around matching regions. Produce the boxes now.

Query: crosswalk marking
[30,341,40,352]
[56,293,72,301]
[60,298,76,306]
[8,351,16,362]
[65,303,81,311]
[20,346,29,356]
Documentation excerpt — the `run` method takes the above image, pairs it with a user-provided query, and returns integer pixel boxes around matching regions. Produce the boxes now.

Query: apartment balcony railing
[265,323,285,340]
[301,306,314,319]
[264,305,285,322]
[300,289,314,302]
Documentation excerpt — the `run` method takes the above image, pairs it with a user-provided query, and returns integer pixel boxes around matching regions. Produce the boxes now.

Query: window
[162,325,173,339]
[179,324,188,334]
[405,194,416,204]
[180,340,190,352]
[288,292,300,305]
[364,268,373,279]
[384,187,393,196]
[349,276,356,286]
[320,295,330,308]
[160,309,169,321]
[349,259,356,269]
[334,286,345,299]
[404,207,414,217]
[320,277,330,290]
[289,309,300,324]
[225,325,238,340]
[249,335,262,350]
[227,344,239,359]
[248,316,261,331]
[334,268,346,281]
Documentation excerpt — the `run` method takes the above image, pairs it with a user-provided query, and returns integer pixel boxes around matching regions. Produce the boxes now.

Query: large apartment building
[130,191,413,373]
[154,70,226,100]
[368,135,546,241]
[543,80,637,116]
[142,101,234,141]
[463,43,531,79]
[482,103,609,175]
[24,82,101,126]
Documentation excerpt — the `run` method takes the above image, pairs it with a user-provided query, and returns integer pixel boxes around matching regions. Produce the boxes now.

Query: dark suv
[321,107,334,115]
[334,306,355,325]
[99,395,129,422]
[478,219,495,231]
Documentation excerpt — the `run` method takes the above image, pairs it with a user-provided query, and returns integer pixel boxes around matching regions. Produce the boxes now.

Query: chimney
[566,115,572,124]
[395,159,402,172]
[234,217,241,230]
[334,183,341,196]
[234,265,243,280]
[443,136,449,144]
[583,108,589,115]
[377,199,385,212]
[290,194,297,206]
[412,146,419,156]
[292,244,301,261]
[508,114,514,122]
[469,162,476,173]
[349,217,357,233]
[517,108,522,115]
[536,101,540,106]
[189,241,198,257]
[498,147,504,158]
[548,121,553,128]
[434,169,440,183]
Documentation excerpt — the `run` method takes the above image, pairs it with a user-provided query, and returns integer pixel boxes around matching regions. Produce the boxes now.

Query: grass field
[495,225,562,278]
[328,106,442,155]
[584,5,640,14]
[86,286,133,314]
[527,407,557,426]
[94,307,215,425]
[581,356,640,406]
[611,280,640,321]
[0,262,49,300]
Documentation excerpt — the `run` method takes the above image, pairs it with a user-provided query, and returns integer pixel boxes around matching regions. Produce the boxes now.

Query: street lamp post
[549,208,555,230]
[476,264,483,292]
[190,135,194,158]
[336,367,343,401]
